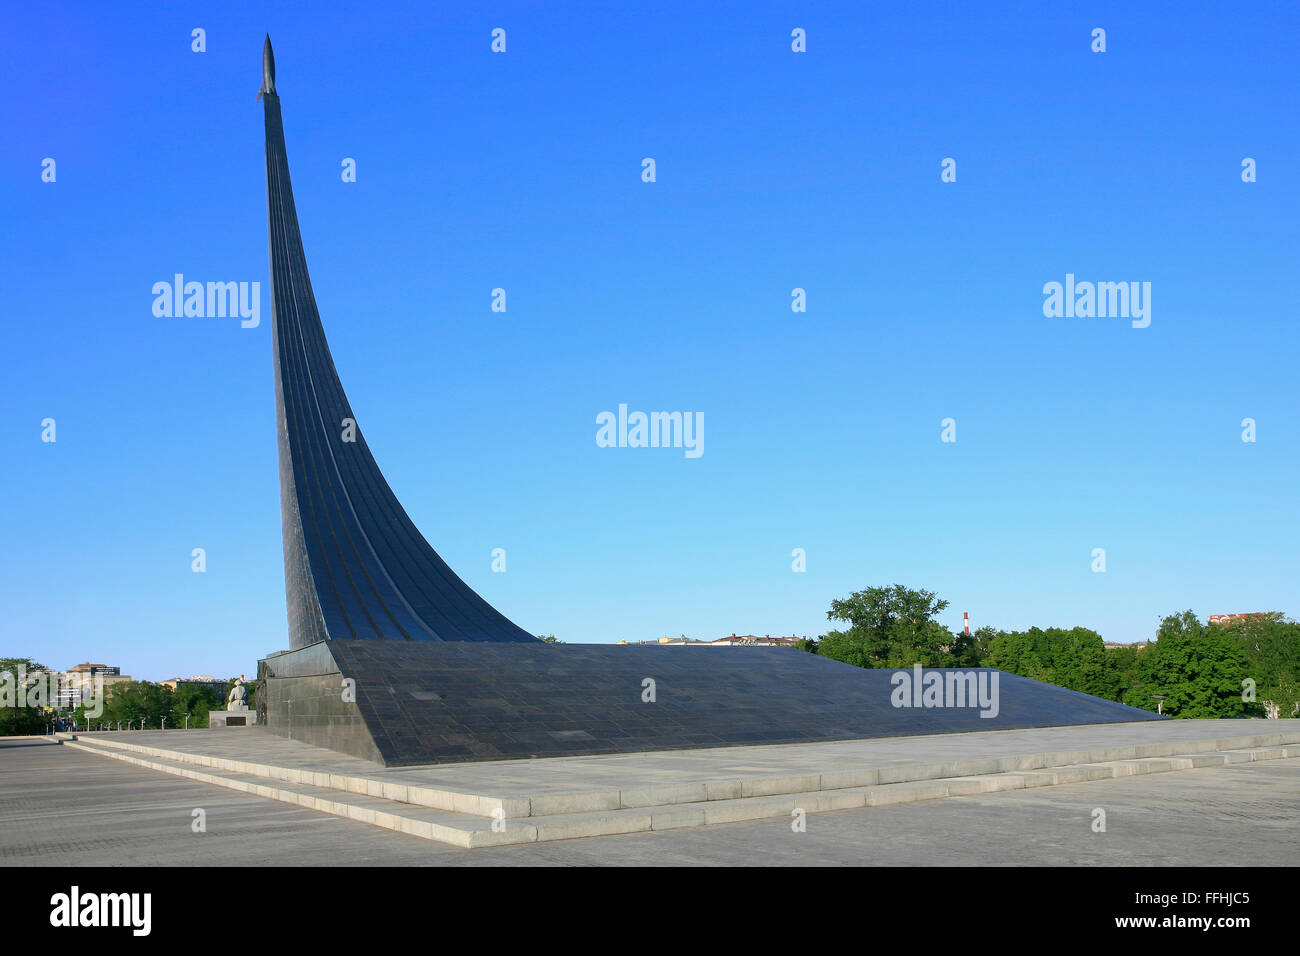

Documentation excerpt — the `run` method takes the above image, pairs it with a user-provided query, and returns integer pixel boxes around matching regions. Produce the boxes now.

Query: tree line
[66,679,244,730]
[0,658,245,735]
[798,585,1299,719]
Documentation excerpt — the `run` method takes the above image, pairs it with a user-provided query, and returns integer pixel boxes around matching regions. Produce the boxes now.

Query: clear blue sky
[4,1,1297,680]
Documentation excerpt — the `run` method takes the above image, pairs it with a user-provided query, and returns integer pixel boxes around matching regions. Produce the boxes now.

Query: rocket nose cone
[261,35,276,91]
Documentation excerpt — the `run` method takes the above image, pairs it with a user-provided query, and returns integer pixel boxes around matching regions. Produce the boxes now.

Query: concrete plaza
[2,720,1298,864]
[1,735,1297,865]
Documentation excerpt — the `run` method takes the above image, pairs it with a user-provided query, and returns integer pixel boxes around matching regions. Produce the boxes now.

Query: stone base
[258,641,1162,766]
[210,710,258,728]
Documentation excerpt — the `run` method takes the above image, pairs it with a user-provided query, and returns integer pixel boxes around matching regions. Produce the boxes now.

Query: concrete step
[63,736,1300,848]
[63,733,525,817]
[60,730,1300,819]
[64,740,514,849]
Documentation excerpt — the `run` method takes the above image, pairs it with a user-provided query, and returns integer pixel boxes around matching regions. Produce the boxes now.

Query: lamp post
[160,716,167,730]
[184,713,191,730]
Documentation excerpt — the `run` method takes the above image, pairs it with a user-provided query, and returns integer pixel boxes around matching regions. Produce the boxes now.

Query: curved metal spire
[260,41,537,647]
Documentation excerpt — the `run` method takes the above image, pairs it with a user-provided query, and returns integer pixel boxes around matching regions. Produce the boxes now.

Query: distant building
[161,675,229,693]
[710,633,803,646]
[66,663,122,679]
[58,663,132,708]
[615,633,805,646]
[616,635,707,645]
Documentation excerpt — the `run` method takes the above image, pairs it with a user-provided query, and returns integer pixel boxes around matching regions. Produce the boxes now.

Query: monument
[209,676,258,728]
[253,37,1160,765]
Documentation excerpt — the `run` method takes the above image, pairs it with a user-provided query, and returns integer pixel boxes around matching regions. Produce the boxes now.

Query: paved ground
[49,719,1300,798]
[3,738,1296,865]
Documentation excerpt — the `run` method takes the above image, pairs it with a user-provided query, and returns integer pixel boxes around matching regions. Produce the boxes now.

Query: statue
[209,674,258,728]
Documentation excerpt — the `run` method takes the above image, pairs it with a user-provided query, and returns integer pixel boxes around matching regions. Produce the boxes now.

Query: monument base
[210,710,258,728]
[258,641,1161,766]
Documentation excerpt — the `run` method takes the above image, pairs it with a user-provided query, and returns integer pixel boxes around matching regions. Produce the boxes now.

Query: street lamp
[160,716,167,730]
[184,713,191,730]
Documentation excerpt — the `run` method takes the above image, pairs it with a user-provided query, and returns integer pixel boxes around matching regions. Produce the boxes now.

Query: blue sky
[4,1,1297,680]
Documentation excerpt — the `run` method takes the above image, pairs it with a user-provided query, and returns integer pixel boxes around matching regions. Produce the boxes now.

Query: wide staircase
[59,729,1300,849]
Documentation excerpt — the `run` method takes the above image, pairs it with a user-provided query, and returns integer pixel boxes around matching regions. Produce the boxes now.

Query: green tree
[986,627,1117,699]
[171,683,227,728]
[945,625,985,668]
[0,657,50,735]
[958,626,1002,667]
[1122,612,1250,717]
[536,634,563,644]
[75,681,177,729]
[1106,643,1145,704]
[817,585,959,669]
[0,657,47,676]
[1218,614,1300,718]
